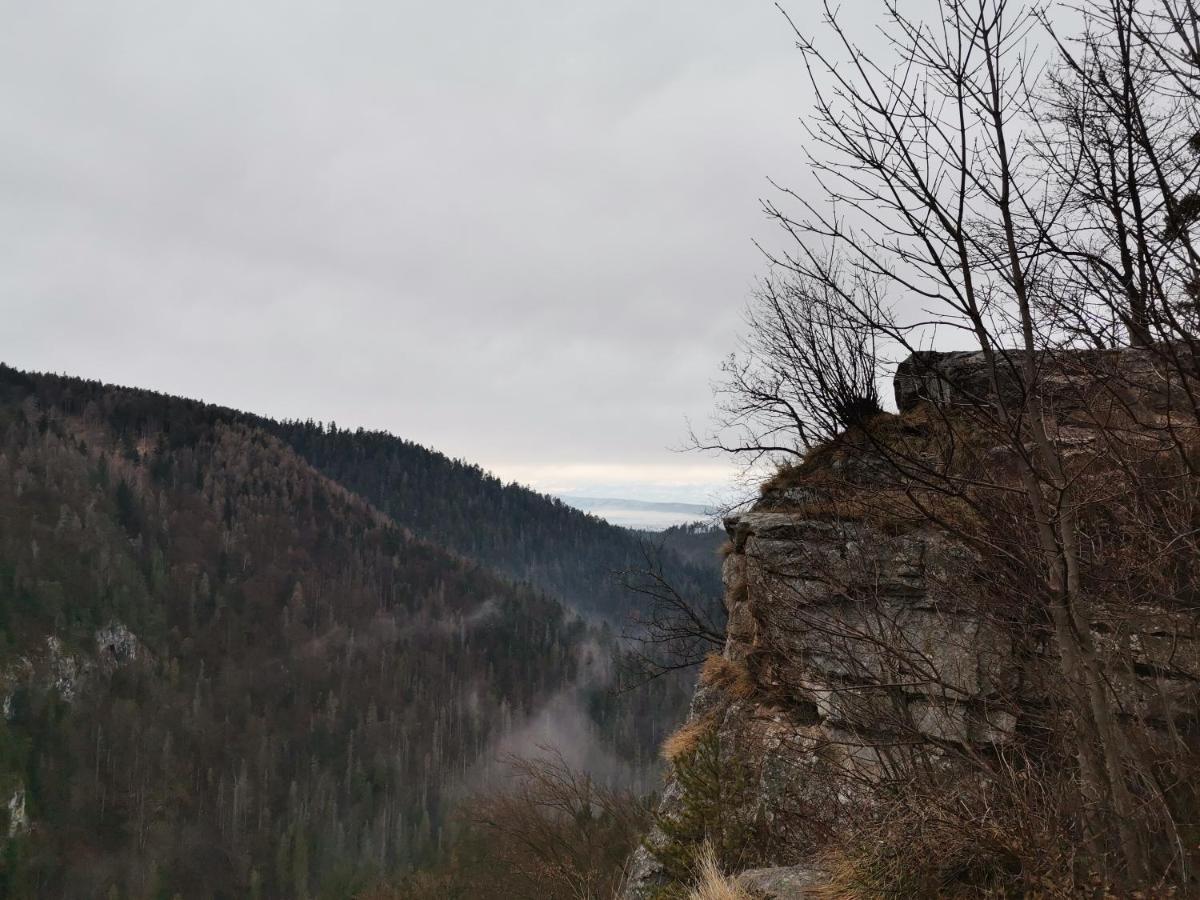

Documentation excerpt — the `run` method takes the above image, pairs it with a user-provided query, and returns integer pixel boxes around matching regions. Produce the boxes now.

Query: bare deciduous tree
[465,750,651,900]
[695,268,884,462]
[620,543,726,685]
[705,0,1200,890]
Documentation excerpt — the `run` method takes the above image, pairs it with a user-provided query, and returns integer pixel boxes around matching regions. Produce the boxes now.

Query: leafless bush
[620,544,727,685]
[696,269,883,463]
[465,749,652,899]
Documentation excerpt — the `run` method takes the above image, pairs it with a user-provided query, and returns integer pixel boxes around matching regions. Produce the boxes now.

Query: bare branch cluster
[697,0,1200,891]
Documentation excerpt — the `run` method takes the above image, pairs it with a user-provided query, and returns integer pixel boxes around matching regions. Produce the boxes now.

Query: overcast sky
[1,2,854,503]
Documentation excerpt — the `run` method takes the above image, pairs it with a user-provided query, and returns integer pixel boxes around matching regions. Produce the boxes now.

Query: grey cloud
[1,1,927,495]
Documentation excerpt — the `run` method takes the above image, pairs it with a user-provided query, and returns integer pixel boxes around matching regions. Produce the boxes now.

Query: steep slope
[0,366,652,898]
[266,422,720,621]
[0,365,720,625]
[625,349,1200,898]
[636,522,726,570]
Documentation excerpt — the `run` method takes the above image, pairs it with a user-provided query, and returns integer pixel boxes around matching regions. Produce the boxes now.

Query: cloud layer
[2,1,817,498]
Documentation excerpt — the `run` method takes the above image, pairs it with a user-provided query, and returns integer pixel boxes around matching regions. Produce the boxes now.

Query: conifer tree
[649,730,759,887]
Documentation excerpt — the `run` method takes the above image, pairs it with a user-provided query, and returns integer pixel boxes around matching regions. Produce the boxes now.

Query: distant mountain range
[558,496,719,530]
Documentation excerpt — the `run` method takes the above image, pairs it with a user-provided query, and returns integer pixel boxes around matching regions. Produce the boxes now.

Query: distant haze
[558,496,716,531]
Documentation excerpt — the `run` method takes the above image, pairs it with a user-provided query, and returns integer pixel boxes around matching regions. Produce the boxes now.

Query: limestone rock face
[0,622,145,848]
[731,507,1018,747]
[42,635,89,702]
[894,344,1199,422]
[625,348,1200,897]
[4,785,28,838]
[737,865,826,898]
[20,624,146,704]
[624,456,1005,893]
[95,622,145,674]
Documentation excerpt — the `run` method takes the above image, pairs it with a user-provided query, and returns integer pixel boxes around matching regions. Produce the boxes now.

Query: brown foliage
[686,843,755,900]
[662,716,718,764]
[698,654,756,702]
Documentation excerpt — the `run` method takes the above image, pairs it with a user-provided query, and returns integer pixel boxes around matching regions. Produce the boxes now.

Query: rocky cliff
[625,348,1200,898]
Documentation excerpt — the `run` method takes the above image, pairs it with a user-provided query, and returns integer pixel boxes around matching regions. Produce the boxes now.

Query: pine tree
[649,730,759,886]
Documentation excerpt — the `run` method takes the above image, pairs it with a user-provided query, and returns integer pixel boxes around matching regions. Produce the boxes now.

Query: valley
[0,364,718,897]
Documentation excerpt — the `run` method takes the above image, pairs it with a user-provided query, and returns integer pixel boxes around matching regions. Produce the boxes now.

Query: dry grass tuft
[699,653,756,700]
[687,843,753,900]
[810,768,1114,899]
[762,401,1000,495]
[661,715,717,763]
[760,442,840,492]
[760,482,983,537]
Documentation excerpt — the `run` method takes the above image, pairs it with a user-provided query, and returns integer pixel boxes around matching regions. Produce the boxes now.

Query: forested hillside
[0,365,720,624]
[266,423,719,620]
[0,365,700,898]
[636,522,725,571]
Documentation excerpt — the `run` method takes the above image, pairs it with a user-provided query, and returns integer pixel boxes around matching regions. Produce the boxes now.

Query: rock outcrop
[736,866,826,898]
[0,623,146,843]
[625,348,1200,898]
[4,785,28,839]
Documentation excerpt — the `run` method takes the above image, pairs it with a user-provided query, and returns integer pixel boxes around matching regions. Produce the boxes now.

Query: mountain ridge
[0,362,702,898]
[0,363,720,622]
